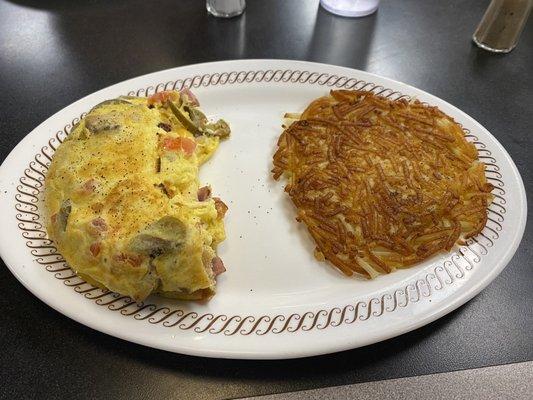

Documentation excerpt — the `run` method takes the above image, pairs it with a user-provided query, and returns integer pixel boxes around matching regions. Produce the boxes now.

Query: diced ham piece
[81,178,98,194]
[197,186,211,201]
[211,256,226,276]
[114,253,143,267]
[158,122,172,132]
[180,87,200,107]
[147,90,179,106]
[91,217,108,232]
[213,197,228,219]
[90,242,101,257]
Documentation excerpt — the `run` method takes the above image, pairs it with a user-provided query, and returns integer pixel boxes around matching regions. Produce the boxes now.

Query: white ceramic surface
[0,60,526,359]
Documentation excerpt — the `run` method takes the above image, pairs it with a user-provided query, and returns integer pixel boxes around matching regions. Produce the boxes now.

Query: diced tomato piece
[179,137,197,155]
[162,137,196,156]
[162,137,180,151]
[147,90,179,105]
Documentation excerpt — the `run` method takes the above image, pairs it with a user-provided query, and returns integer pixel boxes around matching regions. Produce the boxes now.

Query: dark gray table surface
[0,1,531,399]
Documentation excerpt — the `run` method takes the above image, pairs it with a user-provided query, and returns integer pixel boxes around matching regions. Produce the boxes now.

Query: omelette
[44,89,230,302]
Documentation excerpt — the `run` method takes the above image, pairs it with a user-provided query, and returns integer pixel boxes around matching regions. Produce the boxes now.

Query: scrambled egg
[44,90,230,302]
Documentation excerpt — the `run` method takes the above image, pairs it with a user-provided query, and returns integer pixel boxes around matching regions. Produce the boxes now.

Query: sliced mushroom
[118,96,139,101]
[204,119,231,139]
[85,112,121,134]
[128,216,187,258]
[56,199,71,232]
[89,99,132,113]
[129,234,174,257]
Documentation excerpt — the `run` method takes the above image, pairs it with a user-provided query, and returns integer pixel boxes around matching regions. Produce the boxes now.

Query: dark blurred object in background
[473,0,532,53]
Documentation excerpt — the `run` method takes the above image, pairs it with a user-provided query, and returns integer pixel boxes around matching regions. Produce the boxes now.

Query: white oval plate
[0,60,527,359]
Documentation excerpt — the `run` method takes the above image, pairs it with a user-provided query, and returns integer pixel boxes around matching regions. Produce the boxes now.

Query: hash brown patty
[272,90,493,278]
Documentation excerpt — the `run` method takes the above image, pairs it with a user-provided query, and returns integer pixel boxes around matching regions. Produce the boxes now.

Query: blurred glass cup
[207,0,246,18]
[320,0,380,17]
[473,0,532,53]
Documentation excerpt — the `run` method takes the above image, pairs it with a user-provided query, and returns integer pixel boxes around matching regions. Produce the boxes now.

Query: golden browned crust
[272,90,493,278]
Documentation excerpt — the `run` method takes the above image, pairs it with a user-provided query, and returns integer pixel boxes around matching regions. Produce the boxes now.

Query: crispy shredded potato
[272,90,493,278]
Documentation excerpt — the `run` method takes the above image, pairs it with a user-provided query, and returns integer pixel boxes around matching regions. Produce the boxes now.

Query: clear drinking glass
[207,0,246,18]
[473,0,532,53]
